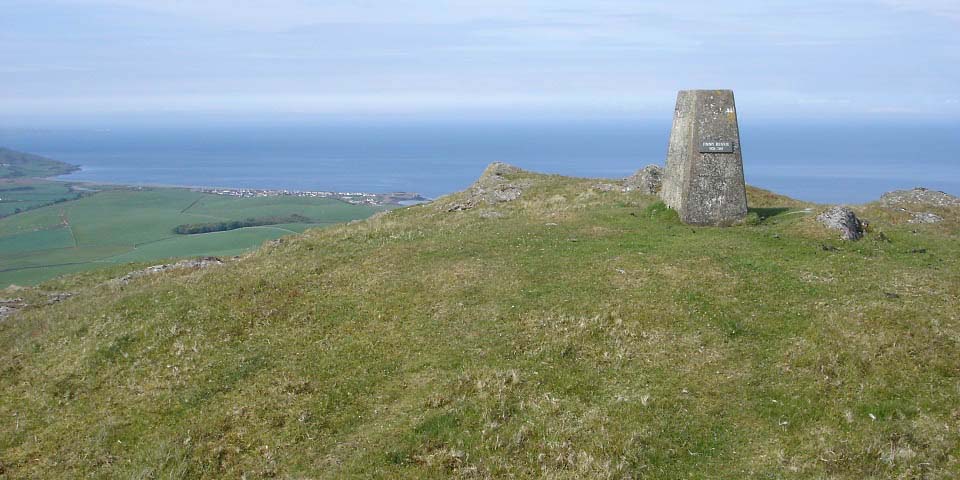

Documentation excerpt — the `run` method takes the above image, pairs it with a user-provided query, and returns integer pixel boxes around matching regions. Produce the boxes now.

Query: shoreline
[44,173,431,207]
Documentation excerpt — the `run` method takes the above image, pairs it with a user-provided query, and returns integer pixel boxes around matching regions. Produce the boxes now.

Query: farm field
[0,179,84,217]
[0,185,385,286]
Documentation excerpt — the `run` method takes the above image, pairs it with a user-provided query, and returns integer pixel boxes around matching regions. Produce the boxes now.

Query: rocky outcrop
[0,293,72,321]
[623,165,663,195]
[447,162,529,212]
[881,187,959,208]
[908,212,944,224]
[817,206,866,241]
[114,257,224,284]
[879,187,955,225]
[0,298,26,320]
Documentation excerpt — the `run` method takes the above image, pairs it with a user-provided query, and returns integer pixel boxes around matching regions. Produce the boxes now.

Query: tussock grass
[1,171,958,478]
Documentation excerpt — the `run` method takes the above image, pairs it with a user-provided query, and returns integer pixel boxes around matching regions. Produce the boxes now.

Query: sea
[1,118,957,204]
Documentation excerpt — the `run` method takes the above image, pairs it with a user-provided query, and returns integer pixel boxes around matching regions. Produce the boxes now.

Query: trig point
[661,89,748,226]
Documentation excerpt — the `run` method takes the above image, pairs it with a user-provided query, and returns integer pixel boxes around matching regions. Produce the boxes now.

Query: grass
[0,169,957,478]
[0,226,75,257]
[104,226,300,263]
[0,186,385,286]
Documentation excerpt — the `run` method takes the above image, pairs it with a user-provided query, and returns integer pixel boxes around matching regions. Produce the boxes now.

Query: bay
[2,119,957,204]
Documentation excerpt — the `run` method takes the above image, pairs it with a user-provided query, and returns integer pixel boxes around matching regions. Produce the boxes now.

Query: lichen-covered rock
[447,162,529,212]
[881,187,959,207]
[817,206,866,240]
[623,165,663,195]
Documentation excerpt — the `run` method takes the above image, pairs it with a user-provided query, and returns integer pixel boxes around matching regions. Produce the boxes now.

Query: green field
[1,167,957,478]
[0,179,84,217]
[0,186,385,286]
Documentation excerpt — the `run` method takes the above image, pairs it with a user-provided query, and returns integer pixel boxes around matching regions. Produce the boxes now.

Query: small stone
[817,206,866,241]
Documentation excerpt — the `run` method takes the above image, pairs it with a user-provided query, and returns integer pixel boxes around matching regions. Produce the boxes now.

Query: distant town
[193,187,429,206]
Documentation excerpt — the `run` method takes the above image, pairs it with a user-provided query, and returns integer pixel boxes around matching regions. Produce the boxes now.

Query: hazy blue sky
[2,0,959,122]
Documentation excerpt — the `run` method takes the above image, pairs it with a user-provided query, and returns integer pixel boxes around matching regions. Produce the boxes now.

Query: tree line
[173,214,311,235]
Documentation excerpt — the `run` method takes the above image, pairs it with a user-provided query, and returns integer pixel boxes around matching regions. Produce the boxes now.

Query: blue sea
[1,119,957,204]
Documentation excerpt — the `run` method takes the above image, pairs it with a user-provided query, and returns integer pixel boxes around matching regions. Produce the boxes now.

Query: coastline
[47,171,429,207]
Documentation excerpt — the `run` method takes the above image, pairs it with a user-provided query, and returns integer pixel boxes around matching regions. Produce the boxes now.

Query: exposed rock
[881,187,959,207]
[817,206,866,241]
[46,292,72,304]
[623,165,663,195]
[482,161,522,177]
[446,202,474,212]
[592,183,618,192]
[908,212,944,224]
[114,257,224,284]
[447,162,529,212]
[0,297,27,320]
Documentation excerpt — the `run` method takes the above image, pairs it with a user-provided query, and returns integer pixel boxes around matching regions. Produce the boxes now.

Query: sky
[1,0,959,123]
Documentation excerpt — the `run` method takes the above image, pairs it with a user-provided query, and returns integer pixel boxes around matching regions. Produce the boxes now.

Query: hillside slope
[0,147,78,179]
[1,166,958,479]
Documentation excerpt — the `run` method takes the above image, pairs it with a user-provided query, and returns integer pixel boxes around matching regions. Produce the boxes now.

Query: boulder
[817,206,866,241]
[623,165,663,195]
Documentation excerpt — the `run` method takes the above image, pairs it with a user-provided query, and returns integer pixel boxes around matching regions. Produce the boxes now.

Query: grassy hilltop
[1,165,958,478]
